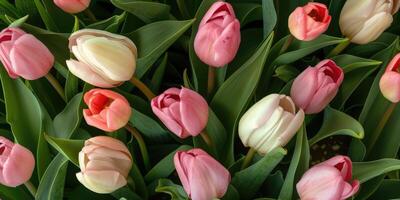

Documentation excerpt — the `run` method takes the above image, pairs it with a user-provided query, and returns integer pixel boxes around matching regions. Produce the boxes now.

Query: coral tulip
[54,0,90,14]
[380,53,400,103]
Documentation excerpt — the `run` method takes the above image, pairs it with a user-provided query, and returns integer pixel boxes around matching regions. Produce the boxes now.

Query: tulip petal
[86,136,131,156]
[76,170,127,194]
[2,144,35,187]
[106,99,132,131]
[291,67,319,110]
[350,12,393,44]
[180,87,209,136]
[174,151,193,196]
[379,71,400,103]
[151,98,185,138]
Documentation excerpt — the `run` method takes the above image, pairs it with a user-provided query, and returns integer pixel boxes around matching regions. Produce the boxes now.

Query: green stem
[200,130,213,147]
[126,125,151,171]
[24,181,37,197]
[279,35,294,55]
[241,148,257,170]
[208,66,216,96]
[130,76,156,101]
[83,9,97,23]
[45,73,66,102]
[327,38,350,58]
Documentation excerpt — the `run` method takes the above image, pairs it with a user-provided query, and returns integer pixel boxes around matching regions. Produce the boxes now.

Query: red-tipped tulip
[54,0,90,14]
[0,137,35,187]
[0,27,54,80]
[151,87,208,139]
[194,1,241,67]
[291,59,344,114]
[297,155,360,200]
[174,148,230,200]
[83,89,132,132]
[288,2,331,41]
[380,53,400,103]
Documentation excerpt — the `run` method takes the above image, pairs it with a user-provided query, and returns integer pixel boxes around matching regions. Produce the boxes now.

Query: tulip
[67,29,137,88]
[296,155,360,200]
[83,89,132,132]
[151,87,208,139]
[0,27,54,80]
[380,53,400,103]
[0,137,35,187]
[288,2,331,41]
[76,136,132,194]
[194,1,241,67]
[339,0,400,44]
[54,0,90,14]
[291,59,344,114]
[174,148,230,200]
[239,94,304,155]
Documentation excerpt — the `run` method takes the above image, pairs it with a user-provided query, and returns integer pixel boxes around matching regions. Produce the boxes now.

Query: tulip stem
[125,125,151,171]
[327,38,350,58]
[45,73,66,102]
[24,181,37,197]
[241,148,257,170]
[84,9,97,23]
[130,76,156,101]
[279,35,294,55]
[208,66,216,96]
[200,130,213,147]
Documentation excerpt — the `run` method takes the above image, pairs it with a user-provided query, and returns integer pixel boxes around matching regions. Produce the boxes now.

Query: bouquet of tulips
[0,0,400,199]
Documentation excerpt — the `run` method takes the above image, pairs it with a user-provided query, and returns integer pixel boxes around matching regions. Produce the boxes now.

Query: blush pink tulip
[379,53,400,103]
[194,1,241,67]
[54,0,90,14]
[83,89,132,132]
[174,148,230,200]
[288,2,331,41]
[0,27,54,80]
[296,155,360,200]
[0,137,35,187]
[291,59,344,114]
[151,87,208,139]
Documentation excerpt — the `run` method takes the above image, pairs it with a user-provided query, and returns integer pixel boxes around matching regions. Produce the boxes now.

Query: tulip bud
[239,94,304,155]
[194,1,241,67]
[54,0,90,14]
[83,89,132,132]
[379,53,400,103]
[291,59,344,114]
[174,148,230,200]
[0,137,35,187]
[339,0,399,44]
[288,3,331,41]
[297,155,360,200]
[67,29,137,88]
[76,136,133,194]
[151,87,208,139]
[0,27,54,80]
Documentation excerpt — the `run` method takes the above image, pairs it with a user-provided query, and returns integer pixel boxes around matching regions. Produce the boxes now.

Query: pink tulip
[297,155,360,200]
[151,87,208,139]
[288,2,331,41]
[194,1,241,67]
[83,89,132,132]
[379,53,400,103]
[0,27,54,80]
[174,148,230,200]
[54,0,90,14]
[291,59,344,114]
[0,137,35,187]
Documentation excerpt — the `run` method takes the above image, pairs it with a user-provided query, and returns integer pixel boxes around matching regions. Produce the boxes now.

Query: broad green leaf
[111,186,142,200]
[44,135,84,167]
[29,78,64,117]
[262,0,277,37]
[8,15,28,27]
[40,0,73,32]
[15,0,40,24]
[274,65,299,82]
[369,180,400,200]
[155,179,189,200]
[232,3,262,26]
[221,185,240,200]
[65,72,79,102]
[150,53,168,93]
[353,159,400,183]
[129,108,171,143]
[129,163,148,199]
[111,0,170,23]
[348,139,366,162]
[0,0,20,18]
[0,185,32,200]
[36,154,68,200]
[87,12,127,33]
[33,0,59,31]
[53,93,83,138]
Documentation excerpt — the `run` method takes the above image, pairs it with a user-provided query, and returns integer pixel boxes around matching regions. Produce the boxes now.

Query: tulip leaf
[128,163,148,199]
[0,184,33,200]
[221,185,240,200]
[231,148,287,200]
[8,15,28,27]
[211,33,274,165]
[87,12,127,33]
[369,180,400,200]
[232,3,262,27]
[150,53,168,93]
[262,0,277,37]
[53,93,83,138]
[353,159,400,183]
[33,0,59,32]
[0,0,20,18]
[44,135,84,167]
[29,78,65,117]
[111,186,143,200]
[111,0,170,23]
[155,179,189,200]
[309,107,364,145]
[65,72,80,102]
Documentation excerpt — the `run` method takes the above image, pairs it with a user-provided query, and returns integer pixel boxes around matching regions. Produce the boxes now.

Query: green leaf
[0,185,32,200]
[231,148,287,200]
[155,179,189,200]
[53,93,83,138]
[274,65,299,82]
[353,159,400,183]
[129,108,171,143]
[111,0,170,23]
[44,135,84,167]
[221,185,240,200]
[8,15,29,27]
[211,33,274,165]
[309,107,364,146]
[232,3,262,26]
[129,163,148,199]
[111,186,142,200]
[150,53,168,93]
[65,72,80,102]
[369,180,400,200]
[87,12,127,33]
[262,0,277,37]
[33,0,59,31]
[0,0,20,18]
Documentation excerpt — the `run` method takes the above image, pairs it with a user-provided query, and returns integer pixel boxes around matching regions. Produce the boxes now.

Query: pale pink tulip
[194,1,241,67]
[379,53,400,103]
[174,148,230,200]
[0,27,54,80]
[291,59,344,114]
[0,137,35,187]
[54,0,90,14]
[151,87,208,138]
[83,89,132,132]
[297,155,360,200]
[288,2,331,41]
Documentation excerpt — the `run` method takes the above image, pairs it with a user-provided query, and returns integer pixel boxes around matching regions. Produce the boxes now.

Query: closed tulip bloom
[174,148,230,200]
[194,1,241,67]
[288,3,331,41]
[0,27,54,80]
[297,155,360,200]
[0,137,35,187]
[151,87,208,139]
[379,53,400,103]
[239,94,304,155]
[83,89,132,132]
[340,0,400,44]
[67,29,137,88]
[54,0,90,14]
[76,136,132,194]
[291,59,344,114]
